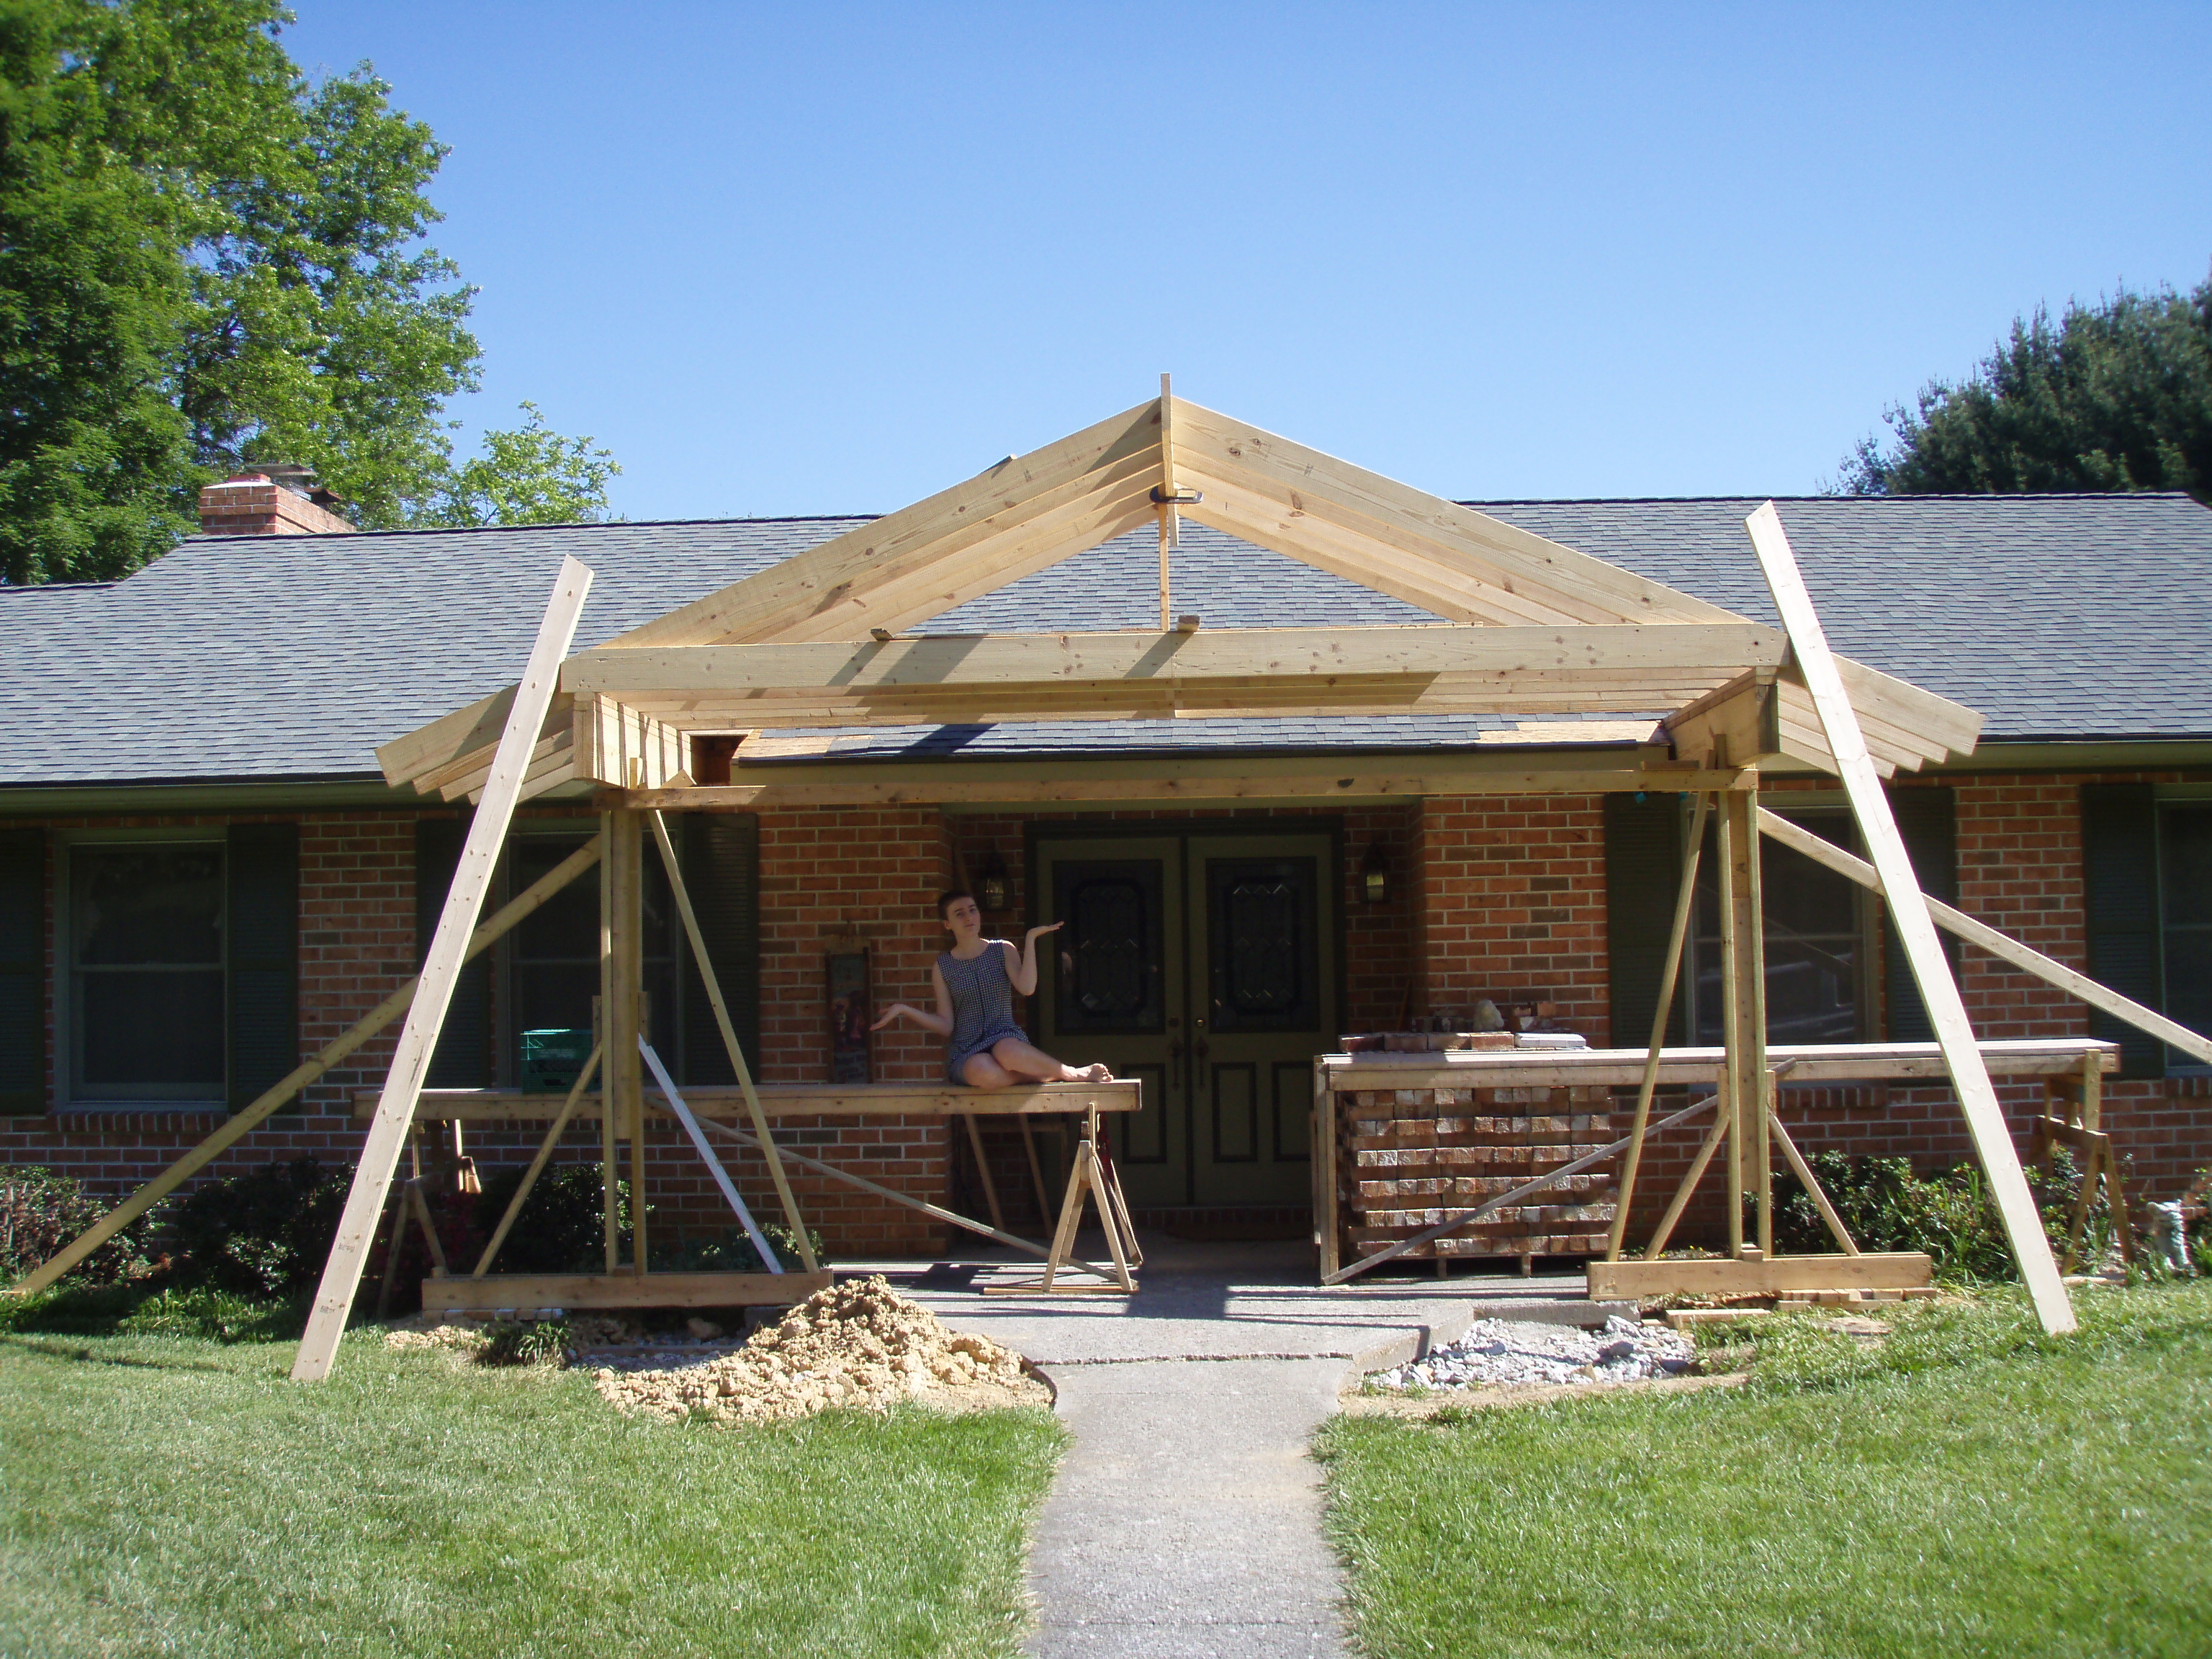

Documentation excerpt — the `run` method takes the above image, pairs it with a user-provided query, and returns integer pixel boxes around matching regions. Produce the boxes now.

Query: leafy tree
[417,402,620,529]
[0,0,616,583]
[1837,274,2212,503]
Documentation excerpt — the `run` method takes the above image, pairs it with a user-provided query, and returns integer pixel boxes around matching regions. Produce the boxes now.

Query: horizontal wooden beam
[1321,1038,2118,1093]
[360,1079,1141,1120]
[1587,1252,1933,1299]
[563,623,1786,697]
[597,766,1750,812]
[423,1269,833,1313]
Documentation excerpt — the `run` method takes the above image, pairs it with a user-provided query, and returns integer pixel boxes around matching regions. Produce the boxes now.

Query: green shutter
[1604,794,1686,1050]
[415,818,490,1087]
[1883,787,1959,1045]
[226,823,298,1111]
[0,829,45,1115]
[2082,783,2163,1079]
[680,813,760,1085]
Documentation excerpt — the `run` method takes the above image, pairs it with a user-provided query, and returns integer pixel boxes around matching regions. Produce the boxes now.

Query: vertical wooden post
[1745,501,2074,1334]
[1715,788,1768,1255]
[599,814,619,1273]
[1157,372,1177,629]
[290,556,592,1382]
[608,809,647,1274]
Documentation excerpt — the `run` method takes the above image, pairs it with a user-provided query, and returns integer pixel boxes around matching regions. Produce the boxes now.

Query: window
[1689,809,1873,1046]
[500,830,680,1079]
[67,840,226,1102]
[2160,803,2212,1071]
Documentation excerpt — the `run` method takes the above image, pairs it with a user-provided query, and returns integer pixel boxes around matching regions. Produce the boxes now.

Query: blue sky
[280,3,2212,523]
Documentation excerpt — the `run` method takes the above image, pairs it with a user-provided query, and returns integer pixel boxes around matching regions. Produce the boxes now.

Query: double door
[1033,830,1337,1210]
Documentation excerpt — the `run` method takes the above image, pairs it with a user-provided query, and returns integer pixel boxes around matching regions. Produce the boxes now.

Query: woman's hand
[871,1003,914,1032]
[1025,921,1064,940]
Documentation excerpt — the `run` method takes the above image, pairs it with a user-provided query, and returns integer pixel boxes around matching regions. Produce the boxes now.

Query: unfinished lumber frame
[8,835,605,1298]
[292,557,594,1382]
[1745,503,2074,1334]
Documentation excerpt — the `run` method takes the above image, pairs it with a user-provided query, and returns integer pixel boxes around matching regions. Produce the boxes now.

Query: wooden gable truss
[375,387,1984,804]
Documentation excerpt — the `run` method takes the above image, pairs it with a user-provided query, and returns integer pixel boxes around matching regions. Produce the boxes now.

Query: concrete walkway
[863,1238,1617,1658]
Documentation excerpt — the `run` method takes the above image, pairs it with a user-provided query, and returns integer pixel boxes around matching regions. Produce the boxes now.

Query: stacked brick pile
[1337,1083,1618,1264]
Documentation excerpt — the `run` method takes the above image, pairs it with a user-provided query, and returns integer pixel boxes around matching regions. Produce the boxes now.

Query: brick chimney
[197,470,356,536]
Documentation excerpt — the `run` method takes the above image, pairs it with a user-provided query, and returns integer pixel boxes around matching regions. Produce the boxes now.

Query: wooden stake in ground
[1745,503,2074,1336]
[292,557,594,1381]
[9,835,603,1298]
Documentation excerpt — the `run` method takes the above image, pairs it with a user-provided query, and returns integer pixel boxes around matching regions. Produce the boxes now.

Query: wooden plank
[647,810,818,1271]
[424,1269,832,1313]
[473,1046,602,1277]
[609,809,647,1275]
[765,476,1158,644]
[608,402,1161,649]
[562,623,1784,698]
[1319,1038,2118,1092]
[1717,789,1768,1256]
[1746,500,2074,1336]
[10,835,603,1297]
[1178,467,1622,627]
[700,1116,1105,1271]
[1642,1100,1730,1259]
[294,556,595,1382]
[1174,403,1745,624]
[379,689,575,791]
[1589,1252,1933,1299]
[1757,808,2212,1066]
[1607,791,1709,1259]
[365,1079,1143,1120]
[605,764,1749,813]
[1770,1107,1859,1255]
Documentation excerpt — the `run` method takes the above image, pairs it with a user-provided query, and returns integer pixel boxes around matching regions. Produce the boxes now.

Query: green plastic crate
[519,1028,593,1093]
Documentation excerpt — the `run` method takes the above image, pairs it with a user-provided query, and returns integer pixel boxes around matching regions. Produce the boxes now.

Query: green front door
[1034,829,1336,1210]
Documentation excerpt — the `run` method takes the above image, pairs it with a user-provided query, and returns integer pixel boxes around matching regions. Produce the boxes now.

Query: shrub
[0,1166,161,1286]
[1768,1149,2100,1281]
[168,1157,351,1298]
[470,1164,630,1274]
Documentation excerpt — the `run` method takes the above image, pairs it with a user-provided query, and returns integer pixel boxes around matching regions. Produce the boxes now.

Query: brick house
[4,454,2208,1263]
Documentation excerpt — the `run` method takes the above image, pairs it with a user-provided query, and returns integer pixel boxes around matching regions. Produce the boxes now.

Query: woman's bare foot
[1076,1062,1113,1082]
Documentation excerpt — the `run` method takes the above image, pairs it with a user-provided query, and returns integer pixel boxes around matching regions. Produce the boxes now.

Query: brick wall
[1410,793,1611,1040]
[9,776,2208,1274]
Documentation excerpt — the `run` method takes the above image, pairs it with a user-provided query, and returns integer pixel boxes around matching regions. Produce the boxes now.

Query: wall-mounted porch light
[978,850,1011,913]
[1360,842,1390,905]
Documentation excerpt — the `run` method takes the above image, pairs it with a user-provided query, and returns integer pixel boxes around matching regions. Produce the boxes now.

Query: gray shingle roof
[1,493,2206,788]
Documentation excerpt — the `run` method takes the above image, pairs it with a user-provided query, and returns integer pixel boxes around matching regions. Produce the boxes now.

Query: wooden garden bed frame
[19,379,2212,1377]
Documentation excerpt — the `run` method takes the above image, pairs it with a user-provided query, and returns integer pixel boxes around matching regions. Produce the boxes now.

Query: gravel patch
[1370,1315,1696,1392]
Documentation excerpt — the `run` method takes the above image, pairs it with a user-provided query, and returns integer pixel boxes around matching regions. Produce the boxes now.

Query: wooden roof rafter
[377,387,1985,802]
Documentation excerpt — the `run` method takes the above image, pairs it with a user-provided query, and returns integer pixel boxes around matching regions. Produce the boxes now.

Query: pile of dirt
[590,1275,1048,1424]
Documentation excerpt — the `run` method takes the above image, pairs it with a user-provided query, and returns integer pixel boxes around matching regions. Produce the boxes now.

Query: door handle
[1168,1038,1186,1090]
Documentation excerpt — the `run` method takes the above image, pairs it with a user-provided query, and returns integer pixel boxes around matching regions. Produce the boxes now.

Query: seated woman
[872,890,1113,1089]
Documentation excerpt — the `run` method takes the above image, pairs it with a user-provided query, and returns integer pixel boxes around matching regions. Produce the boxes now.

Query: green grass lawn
[1317,1282,2212,1659]
[0,1307,1065,1658]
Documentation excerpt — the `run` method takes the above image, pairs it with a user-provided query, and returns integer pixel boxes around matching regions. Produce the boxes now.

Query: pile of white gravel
[1372,1315,1696,1392]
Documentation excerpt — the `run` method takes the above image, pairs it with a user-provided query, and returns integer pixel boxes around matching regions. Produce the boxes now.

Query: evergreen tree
[1837,274,2212,504]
